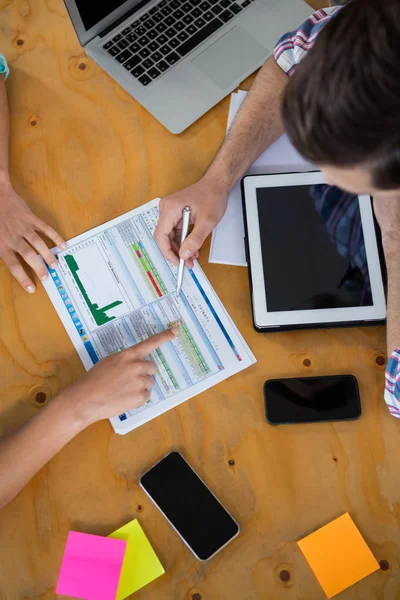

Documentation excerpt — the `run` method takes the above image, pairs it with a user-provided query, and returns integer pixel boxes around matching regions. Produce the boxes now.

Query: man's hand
[64,327,178,426]
[0,182,66,292]
[155,175,228,268]
[154,59,288,268]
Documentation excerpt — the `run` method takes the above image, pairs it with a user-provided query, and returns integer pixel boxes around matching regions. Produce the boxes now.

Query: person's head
[282,0,400,198]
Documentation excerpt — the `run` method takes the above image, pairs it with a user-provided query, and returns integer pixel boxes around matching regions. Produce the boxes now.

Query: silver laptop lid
[64,0,149,46]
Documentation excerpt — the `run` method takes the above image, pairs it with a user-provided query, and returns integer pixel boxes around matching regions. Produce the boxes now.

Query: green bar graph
[65,254,122,326]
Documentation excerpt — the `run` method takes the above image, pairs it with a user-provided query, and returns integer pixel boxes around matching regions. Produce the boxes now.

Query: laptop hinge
[99,0,154,38]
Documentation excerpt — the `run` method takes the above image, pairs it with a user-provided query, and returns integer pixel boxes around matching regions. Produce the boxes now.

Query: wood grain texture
[1,1,399,599]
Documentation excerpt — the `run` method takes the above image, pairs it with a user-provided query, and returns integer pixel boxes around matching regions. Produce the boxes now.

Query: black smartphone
[264,374,361,425]
[140,452,239,561]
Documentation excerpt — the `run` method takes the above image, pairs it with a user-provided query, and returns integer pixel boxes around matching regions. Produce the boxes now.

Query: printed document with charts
[42,199,256,434]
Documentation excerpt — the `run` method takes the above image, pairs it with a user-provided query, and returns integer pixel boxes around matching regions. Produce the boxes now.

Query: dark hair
[282,0,400,190]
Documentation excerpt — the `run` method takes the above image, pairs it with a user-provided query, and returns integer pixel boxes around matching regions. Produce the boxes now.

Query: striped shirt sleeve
[385,349,400,419]
[273,7,341,76]
[0,53,9,79]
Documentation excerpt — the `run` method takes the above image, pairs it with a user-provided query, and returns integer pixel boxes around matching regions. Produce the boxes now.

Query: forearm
[0,76,10,184]
[383,236,400,355]
[0,389,87,510]
[204,57,288,192]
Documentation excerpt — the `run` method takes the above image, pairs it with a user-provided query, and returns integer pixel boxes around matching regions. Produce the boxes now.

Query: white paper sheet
[42,199,256,434]
[209,90,315,266]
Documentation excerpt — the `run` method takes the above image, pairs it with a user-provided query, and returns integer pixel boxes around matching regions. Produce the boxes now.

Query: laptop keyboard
[102,0,256,87]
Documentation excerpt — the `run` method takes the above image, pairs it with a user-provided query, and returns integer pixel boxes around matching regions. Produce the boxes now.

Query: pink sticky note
[56,531,127,600]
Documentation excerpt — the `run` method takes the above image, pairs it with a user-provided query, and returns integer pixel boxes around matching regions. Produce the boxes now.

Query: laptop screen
[74,1,127,30]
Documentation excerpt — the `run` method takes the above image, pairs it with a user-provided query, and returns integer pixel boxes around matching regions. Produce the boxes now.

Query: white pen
[176,206,191,295]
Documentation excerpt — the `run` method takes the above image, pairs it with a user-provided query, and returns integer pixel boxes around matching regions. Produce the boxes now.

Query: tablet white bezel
[243,172,386,329]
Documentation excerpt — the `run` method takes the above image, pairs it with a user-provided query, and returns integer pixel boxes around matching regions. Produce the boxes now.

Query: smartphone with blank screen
[140,452,239,561]
[264,375,361,425]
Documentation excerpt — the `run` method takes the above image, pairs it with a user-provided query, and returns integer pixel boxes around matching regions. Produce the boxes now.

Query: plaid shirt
[274,7,400,419]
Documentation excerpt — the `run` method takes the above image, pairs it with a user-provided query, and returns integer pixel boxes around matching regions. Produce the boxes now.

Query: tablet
[242,172,386,332]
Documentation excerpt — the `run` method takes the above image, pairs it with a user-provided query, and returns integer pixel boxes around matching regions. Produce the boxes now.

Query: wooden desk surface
[1,2,399,599]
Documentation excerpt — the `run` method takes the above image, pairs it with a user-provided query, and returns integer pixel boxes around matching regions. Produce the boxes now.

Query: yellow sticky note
[298,513,379,598]
[109,519,165,600]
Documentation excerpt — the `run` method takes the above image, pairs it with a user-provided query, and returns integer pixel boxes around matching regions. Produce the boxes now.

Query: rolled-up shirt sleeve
[273,7,340,77]
[385,349,400,419]
[0,53,9,79]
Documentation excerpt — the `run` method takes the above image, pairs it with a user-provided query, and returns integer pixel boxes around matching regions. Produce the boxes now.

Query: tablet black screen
[256,184,373,312]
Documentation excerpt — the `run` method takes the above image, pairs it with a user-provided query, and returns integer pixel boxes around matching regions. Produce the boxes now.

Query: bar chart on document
[43,199,255,434]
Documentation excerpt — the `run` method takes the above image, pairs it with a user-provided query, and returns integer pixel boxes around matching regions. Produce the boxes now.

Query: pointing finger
[132,327,178,359]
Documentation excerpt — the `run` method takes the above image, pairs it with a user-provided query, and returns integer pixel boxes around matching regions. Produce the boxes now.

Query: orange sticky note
[298,513,379,598]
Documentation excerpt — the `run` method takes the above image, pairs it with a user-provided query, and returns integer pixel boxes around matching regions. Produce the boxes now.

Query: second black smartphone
[140,452,239,561]
[264,374,361,425]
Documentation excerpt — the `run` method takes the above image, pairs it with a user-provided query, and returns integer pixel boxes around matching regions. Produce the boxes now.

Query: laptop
[64,0,312,134]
